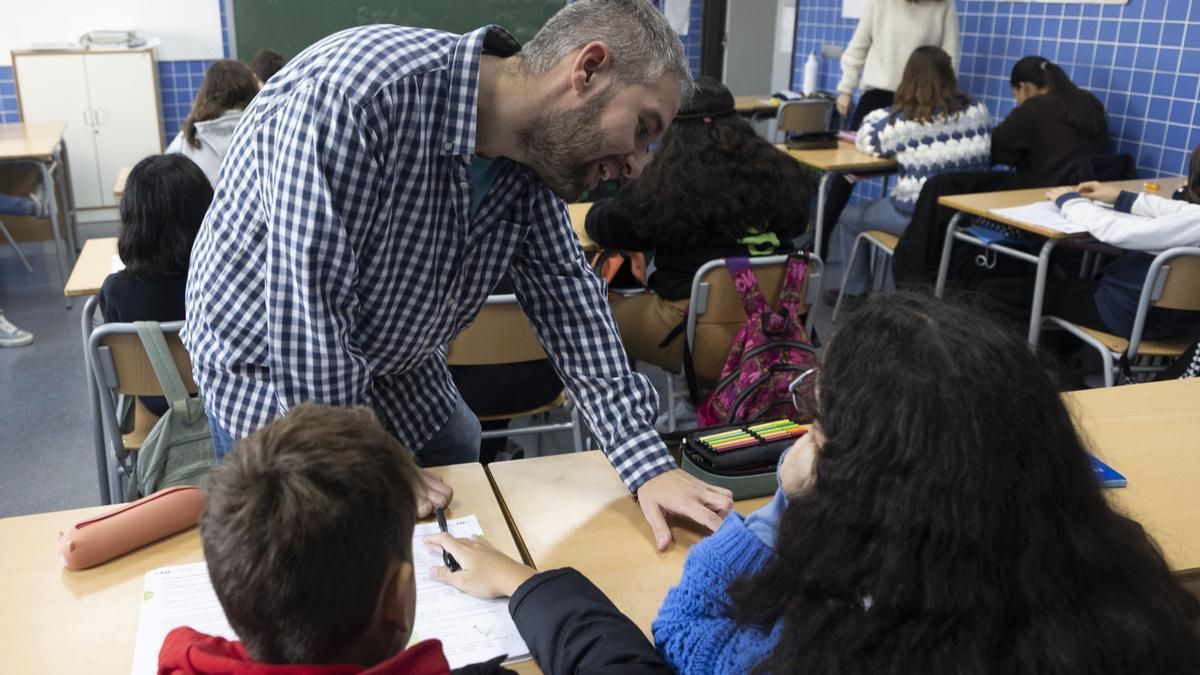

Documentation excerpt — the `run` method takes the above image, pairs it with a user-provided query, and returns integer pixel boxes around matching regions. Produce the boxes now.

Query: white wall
[0,0,223,66]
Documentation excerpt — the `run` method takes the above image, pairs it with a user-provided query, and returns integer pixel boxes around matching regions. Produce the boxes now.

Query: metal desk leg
[934,212,966,298]
[81,296,111,504]
[55,142,79,257]
[36,159,72,309]
[1027,239,1058,349]
[812,172,831,255]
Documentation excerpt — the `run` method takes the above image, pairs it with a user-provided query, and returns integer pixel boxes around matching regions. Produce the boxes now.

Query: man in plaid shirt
[184,0,732,549]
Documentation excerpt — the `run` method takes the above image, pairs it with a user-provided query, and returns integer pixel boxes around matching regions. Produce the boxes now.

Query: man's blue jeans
[209,394,481,465]
[0,193,38,217]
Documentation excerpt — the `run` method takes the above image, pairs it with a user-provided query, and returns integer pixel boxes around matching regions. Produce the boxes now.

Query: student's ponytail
[1010,56,1108,140]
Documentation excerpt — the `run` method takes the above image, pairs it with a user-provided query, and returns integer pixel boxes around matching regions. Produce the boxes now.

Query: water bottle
[802,51,819,96]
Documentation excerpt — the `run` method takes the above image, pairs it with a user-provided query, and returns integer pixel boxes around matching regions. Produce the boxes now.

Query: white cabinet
[12,48,163,209]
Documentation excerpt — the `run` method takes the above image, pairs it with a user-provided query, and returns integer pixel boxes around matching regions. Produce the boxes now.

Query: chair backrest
[446,294,547,366]
[776,99,834,136]
[90,323,197,396]
[1147,251,1200,311]
[1054,153,1136,184]
[685,254,822,383]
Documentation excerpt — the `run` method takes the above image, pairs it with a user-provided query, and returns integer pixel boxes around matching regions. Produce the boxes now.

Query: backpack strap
[777,255,810,318]
[726,257,770,319]
[134,322,196,422]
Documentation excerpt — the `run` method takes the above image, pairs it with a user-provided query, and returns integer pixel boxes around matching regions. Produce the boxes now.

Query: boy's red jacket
[158,627,452,675]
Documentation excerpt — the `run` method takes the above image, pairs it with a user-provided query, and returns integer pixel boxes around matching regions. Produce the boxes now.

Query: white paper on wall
[843,0,869,20]
[665,0,691,36]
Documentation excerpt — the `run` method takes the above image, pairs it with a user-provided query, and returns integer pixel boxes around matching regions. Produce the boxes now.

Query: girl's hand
[1045,186,1074,203]
[1076,181,1121,205]
[836,93,852,118]
[779,425,823,497]
[425,533,535,599]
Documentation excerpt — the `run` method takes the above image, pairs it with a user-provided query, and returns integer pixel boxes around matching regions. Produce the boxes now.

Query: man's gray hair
[521,0,695,99]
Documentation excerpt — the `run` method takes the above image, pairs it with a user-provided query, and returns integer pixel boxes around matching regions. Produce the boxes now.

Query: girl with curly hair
[584,76,813,377]
[654,292,1200,674]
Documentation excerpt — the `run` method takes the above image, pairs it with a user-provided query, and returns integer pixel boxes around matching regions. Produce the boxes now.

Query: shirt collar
[442,25,522,159]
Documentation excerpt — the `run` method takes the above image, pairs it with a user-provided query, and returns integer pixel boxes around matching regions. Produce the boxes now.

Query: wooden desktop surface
[0,463,526,675]
[939,176,1188,240]
[0,121,66,160]
[777,140,896,173]
[567,202,597,252]
[65,236,118,297]
[1064,378,1200,575]
[488,451,770,638]
[114,165,131,197]
[734,95,780,114]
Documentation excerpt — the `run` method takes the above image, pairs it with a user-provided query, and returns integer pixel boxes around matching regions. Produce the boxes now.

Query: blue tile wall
[679,0,703,77]
[793,0,1200,180]
[0,66,18,123]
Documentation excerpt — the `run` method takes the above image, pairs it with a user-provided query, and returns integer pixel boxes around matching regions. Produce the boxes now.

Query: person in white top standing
[817,0,960,260]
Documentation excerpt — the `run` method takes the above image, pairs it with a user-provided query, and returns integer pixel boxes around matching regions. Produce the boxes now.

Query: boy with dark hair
[248,48,285,87]
[159,402,667,674]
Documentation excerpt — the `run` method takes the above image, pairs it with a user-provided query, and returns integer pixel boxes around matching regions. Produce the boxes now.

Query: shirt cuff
[1113,190,1139,213]
[610,427,677,493]
[1054,192,1082,209]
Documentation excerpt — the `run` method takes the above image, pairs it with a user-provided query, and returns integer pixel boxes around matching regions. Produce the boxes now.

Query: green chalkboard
[232,0,567,61]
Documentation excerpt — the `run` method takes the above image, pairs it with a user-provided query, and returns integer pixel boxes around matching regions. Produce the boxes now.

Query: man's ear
[380,560,415,634]
[569,41,612,94]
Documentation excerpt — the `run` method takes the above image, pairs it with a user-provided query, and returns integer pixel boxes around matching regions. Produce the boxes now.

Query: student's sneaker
[0,313,34,347]
[28,182,48,217]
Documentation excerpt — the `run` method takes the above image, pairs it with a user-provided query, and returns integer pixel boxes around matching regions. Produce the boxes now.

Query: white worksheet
[989,200,1090,235]
[130,563,236,675]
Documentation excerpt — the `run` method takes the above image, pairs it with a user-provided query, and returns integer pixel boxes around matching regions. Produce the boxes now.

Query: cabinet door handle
[93,108,106,128]
[82,108,93,127]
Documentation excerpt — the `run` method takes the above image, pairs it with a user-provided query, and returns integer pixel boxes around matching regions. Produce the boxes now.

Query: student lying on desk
[160,403,669,675]
[653,293,1200,674]
[982,143,1200,341]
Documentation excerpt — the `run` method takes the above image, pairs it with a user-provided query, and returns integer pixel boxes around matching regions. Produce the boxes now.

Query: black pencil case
[682,421,808,476]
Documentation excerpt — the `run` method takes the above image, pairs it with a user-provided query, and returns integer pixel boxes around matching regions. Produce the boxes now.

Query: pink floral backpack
[694,256,818,426]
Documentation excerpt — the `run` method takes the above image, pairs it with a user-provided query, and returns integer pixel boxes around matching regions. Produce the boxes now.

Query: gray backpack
[124,322,215,501]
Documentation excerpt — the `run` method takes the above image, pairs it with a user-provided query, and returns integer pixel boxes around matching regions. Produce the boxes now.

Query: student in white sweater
[818,0,960,256]
[823,46,991,301]
[165,60,259,187]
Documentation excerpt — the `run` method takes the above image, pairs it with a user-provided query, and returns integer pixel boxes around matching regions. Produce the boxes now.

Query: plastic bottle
[802,51,820,96]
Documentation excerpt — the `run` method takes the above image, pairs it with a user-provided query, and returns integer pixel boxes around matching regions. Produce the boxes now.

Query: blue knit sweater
[653,514,781,674]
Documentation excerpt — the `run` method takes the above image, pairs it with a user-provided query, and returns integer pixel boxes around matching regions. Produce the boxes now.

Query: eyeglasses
[788,367,818,421]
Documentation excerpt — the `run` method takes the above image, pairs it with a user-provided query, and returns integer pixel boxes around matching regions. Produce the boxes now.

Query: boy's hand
[425,533,535,598]
[636,469,734,551]
[1076,181,1121,205]
[416,470,453,518]
[836,92,852,117]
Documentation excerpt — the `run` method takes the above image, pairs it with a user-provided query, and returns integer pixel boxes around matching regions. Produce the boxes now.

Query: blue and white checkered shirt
[184,25,673,491]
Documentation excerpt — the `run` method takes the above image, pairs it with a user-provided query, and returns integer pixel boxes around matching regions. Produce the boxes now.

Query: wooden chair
[663,253,823,431]
[88,319,196,503]
[833,229,898,322]
[1042,247,1200,387]
[446,294,584,452]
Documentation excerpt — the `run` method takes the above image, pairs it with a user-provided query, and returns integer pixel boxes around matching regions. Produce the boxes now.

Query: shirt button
[444,142,454,151]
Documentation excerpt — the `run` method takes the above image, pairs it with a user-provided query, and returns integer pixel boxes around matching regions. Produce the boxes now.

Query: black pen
[435,506,461,572]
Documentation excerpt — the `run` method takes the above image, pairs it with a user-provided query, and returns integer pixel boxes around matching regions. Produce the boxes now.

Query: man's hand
[416,469,453,519]
[425,533,535,598]
[1076,181,1121,205]
[836,92,853,118]
[636,469,734,551]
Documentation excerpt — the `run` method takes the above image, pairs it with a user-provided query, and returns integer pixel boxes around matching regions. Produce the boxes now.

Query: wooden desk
[489,451,770,638]
[734,95,780,116]
[114,165,131,197]
[934,177,1187,346]
[777,140,897,255]
[0,463,528,675]
[65,236,118,297]
[567,202,597,253]
[1065,378,1200,576]
[1,121,79,302]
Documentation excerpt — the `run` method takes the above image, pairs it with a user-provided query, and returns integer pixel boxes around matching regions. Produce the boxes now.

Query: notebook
[1089,455,1127,488]
[130,514,529,674]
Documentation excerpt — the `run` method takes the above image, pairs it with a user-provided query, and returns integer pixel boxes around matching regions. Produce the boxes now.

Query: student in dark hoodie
[159,402,667,675]
[165,59,258,186]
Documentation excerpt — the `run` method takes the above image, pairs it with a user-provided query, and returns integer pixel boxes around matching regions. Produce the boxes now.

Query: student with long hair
[585,76,812,377]
[820,0,960,256]
[654,292,1200,674]
[823,46,991,301]
[894,56,1113,283]
[99,154,213,414]
[992,56,1111,187]
[165,59,258,186]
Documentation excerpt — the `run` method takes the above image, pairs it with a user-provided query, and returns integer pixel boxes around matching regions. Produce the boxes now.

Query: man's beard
[516,86,617,201]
